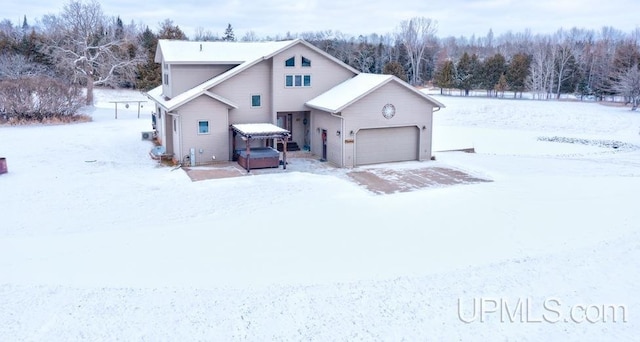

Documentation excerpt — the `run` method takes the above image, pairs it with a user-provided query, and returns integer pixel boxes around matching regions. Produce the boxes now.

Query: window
[198,120,209,134]
[285,74,311,88]
[285,57,295,67]
[173,118,177,132]
[301,56,311,67]
[163,73,169,85]
[251,95,261,107]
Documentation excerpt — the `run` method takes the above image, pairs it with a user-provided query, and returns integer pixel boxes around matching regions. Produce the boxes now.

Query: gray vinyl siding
[310,110,343,166]
[162,109,173,155]
[272,45,355,113]
[173,96,230,165]
[154,106,164,144]
[171,64,236,96]
[209,60,273,125]
[162,64,172,98]
[342,81,434,164]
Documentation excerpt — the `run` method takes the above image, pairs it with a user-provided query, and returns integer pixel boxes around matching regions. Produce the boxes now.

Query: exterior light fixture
[336,130,341,136]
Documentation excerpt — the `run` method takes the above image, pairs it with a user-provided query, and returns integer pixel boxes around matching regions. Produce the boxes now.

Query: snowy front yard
[0,90,639,340]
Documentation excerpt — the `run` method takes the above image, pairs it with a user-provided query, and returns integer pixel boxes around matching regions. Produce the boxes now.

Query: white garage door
[356,126,419,165]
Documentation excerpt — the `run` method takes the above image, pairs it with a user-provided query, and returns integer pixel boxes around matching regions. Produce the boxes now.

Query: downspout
[330,112,345,167]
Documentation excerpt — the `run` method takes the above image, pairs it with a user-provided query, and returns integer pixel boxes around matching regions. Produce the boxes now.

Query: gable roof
[305,73,445,113]
[149,39,359,112]
[155,40,294,64]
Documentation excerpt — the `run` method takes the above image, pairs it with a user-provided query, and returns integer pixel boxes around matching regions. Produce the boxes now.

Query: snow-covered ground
[1,89,639,341]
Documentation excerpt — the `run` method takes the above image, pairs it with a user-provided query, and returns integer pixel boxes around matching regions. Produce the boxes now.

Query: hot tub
[236,147,280,170]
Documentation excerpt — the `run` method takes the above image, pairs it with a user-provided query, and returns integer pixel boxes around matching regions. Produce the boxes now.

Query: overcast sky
[5,0,639,39]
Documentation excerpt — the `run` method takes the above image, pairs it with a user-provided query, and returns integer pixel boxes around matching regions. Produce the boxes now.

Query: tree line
[1,0,640,124]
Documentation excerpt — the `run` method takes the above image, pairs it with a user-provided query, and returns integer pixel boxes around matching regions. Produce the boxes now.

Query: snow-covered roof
[156,40,296,64]
[145,85,239,112]
[305,74,445,113]
[148,39,360,112]
[231,123,290,138]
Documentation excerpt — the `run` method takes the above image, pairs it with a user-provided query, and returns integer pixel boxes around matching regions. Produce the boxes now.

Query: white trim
[285,74,312,88]
[250,94,262,108]
[197,120,210,135]
[285,55,296,67]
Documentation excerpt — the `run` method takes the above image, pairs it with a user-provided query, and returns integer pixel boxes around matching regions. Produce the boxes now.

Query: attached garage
[356,126,419,165]
[306,73,444,168]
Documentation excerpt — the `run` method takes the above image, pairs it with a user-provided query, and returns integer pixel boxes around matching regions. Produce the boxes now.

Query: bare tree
[194,27,219,41]
[614,65,640,110]
[41,0,144,105]
[241,30,259,42]
[0,54,50,79]
[396,17,438,85]
[528,36,556,99]
[553,29,578,98]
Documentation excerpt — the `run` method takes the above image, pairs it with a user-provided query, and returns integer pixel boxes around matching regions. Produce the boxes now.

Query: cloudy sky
[5,0,639,39]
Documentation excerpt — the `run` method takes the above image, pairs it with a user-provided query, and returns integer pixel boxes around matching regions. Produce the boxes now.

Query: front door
[277,113,293,140]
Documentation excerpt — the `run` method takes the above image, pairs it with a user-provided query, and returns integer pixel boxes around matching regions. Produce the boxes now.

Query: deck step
[277,141,300,152]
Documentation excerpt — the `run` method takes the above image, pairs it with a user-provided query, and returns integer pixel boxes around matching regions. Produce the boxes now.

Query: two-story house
[145,38,444,169]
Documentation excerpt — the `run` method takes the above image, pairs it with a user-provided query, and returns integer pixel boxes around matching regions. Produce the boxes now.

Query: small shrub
[0,76,86,124]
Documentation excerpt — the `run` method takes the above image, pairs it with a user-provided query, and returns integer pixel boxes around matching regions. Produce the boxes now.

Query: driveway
[182,152,491,195]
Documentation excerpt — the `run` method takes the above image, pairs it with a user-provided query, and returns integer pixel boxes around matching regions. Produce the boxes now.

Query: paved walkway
[182,152,491,195]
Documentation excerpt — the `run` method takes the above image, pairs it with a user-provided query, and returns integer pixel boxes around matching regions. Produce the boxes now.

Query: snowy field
[1,89,639,341]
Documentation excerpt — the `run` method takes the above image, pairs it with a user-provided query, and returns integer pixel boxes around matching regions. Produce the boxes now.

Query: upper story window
[301,56,311,67]
[251,94,261,107]
[285,74,311,88]
[285,57,295,67]
[163,74,169,85]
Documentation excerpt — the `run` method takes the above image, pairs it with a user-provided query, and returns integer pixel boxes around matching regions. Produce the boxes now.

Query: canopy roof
[231,123,290,139]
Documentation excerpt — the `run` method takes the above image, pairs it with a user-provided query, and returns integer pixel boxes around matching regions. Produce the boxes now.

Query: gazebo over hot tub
[230,123,291,172]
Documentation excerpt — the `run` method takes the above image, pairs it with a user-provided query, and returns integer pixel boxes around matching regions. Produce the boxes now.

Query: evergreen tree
[223,23,235,41]
[506,52,531,98]
[382,61,408,82]
[482,53,507,96]
[135,26,160,90]
[115,16,124,40]
[20,29,49,66]
[433,59,456,94]
[456,52,477,96]
[494,74,508,97]
[558,54,580,94]
[135,21,188,90]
